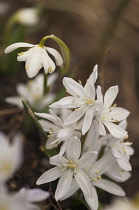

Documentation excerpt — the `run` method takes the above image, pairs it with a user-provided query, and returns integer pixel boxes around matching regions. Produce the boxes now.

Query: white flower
[0,132,23,182]
[35,109,81,152]
[4,40,63,78]
[104,198,139,210]
[83,120,102,154]
[6,73,57,110]
[15,8,39,26]
[36,137,98,201]
[50,65,102,135]
[0,184,49,210]
[106,161,131,182]
[60,154,125,210]
[96,85,130,139]
[101,121,134,171]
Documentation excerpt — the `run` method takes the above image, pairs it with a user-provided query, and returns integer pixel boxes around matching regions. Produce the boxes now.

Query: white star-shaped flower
[101,121,134,171]
[50,65,102,134]
[35,109,81,153]
[96,85,130,139]
[61,154,125,210]
[36,137,97,201]
[5,40,63,78]
[6,73,57,110]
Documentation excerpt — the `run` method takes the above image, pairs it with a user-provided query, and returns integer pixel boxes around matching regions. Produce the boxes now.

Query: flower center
[67,160,76,169]
[85,99,94,105]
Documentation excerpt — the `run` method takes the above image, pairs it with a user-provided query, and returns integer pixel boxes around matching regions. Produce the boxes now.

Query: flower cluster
[35,65,133,210]
[4,36,134,209]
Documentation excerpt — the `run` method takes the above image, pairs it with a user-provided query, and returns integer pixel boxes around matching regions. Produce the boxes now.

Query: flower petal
[50,96,79,108]
[38,119,59,132]
[110,107,130,121]
[103,122,128,139]
[41,49,50,74]
[50,155,68,166]
[84,79,95,99]
[84,186,98,210]
[17,47,35,61]
[36,167,61,185]
[104,86,118,108]
[82,107,94,135]
[63,77,85,97]
[84,120,99,149]
[4,42,34,53]
[74,169,92,197]
[96,85,103,102]
[66,137,81,161]
[46,47,63,66]
[98,120,106,136]
[64,109,85,125]
[77,151,98,169]
[111,147,121,159]
[55,170,73,200]
[93,179,125,196]
[25,47,42,78]
[25,188,50,202]
[117,154,132,171]
[5,97,23,108]
[45,135,56,149]
[59,179,79,200]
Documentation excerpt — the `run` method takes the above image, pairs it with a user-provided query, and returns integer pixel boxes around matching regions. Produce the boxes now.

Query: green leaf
[22,101,47,141]
[50,35,70,74]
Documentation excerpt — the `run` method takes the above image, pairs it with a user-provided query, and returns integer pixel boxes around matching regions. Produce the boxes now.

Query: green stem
[22,100,47,140]
[43,73,48,96]
[38,35,51,47]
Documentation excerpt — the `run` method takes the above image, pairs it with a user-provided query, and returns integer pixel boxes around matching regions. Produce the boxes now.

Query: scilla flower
[50,65,102,135]
[6,73,57,110]
[4,35,63,78]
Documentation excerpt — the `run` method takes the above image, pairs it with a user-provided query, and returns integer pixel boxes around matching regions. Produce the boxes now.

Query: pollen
[98,176,102,179]
[85,99,94,105]
[95,171,99,174]
[18,52,24,55]
[48,67,53,73]
[93,178,98,181]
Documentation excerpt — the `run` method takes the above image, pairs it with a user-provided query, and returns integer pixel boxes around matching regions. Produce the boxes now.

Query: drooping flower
[0,132,23,182]
[50,65,102,135]
[0,184,49,210]
[6,73,57,110]
[4,37,63,78]
[96,85,130,139]
[36,137,98,201]
[35,109,81,152]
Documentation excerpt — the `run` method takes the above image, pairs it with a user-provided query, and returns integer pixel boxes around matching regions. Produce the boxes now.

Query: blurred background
[0,0,139,209]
